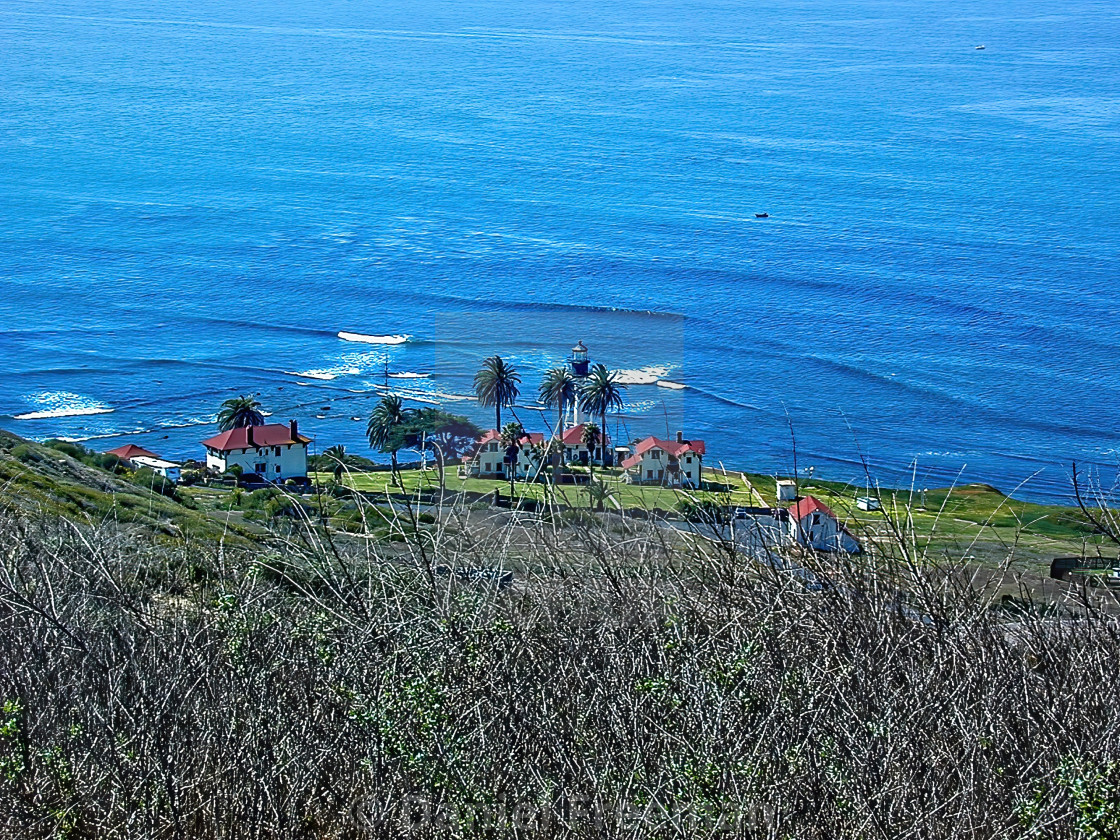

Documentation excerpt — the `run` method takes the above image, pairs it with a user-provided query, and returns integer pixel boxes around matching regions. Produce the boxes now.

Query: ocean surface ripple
[2,0,1118,501]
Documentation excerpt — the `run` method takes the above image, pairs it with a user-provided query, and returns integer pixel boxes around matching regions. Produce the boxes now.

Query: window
[812,513,821,525]
[255,462,266,473]
[651,450,661,460]
[274,447,281,456]
[646,470,653,479]
[276,465,282,473]
[685,456,692,464]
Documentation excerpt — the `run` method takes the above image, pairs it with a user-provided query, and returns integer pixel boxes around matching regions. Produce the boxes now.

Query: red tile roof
[788,495,836,522]
[105,444,158,461]
[472,430,545,453]
[201,424,311,452]
[619,436,706,470]
[476,429,544,446]
[561,424,610,447]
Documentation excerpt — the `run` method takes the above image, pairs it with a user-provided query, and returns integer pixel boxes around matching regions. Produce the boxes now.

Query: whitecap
[614,365,671,385]
[14,406,115,420]
[13,391,114,421]
[287,366,361,381]
[337,331,411,345]
[656,380,687,390]
[388,372,430,379]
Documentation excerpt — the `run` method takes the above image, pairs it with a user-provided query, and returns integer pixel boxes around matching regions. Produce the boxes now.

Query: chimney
[290,419,298,440]
[676,430,684,443]
[246,425,255,447]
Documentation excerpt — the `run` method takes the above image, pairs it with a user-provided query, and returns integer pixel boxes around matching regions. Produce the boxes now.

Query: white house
[462,429,546,480]
[561,424,610,465]
[105,444,181,482]
[131,456,182,483]
[788,496,861,553]
[620,432,706,488]
[201,421,311,482]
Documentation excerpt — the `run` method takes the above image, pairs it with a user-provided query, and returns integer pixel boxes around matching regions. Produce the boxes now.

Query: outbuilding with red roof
[787,495,861,553]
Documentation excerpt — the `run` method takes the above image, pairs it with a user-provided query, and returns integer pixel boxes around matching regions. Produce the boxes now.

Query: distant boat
[755,212,769,218]
[976,45,985,50]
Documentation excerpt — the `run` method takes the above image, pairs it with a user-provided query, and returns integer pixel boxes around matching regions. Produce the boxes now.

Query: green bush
[45,440,87,460]
[129,468,178,501]
[264,496,301,519]
[244,488,281,510]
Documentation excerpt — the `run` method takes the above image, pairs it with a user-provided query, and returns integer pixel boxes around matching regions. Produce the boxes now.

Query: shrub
[129,468,178,500]
[264,496,301,519]
[44,440,87,460]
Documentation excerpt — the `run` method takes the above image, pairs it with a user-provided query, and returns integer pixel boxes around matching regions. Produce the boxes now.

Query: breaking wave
[337,332,411,345]
[286,367,361,381]
[615,365,671,386]
[13,392,115,421]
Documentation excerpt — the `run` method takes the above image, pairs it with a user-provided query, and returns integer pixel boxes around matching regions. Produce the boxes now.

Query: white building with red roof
[787,495,861,553]
[620,432,705,488]
[463,429,546,480]
[561,423,609,465]
[201,421,311,481]
[105,444,182,482]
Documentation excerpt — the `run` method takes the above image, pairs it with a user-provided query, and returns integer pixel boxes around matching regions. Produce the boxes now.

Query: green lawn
[316,465,1109,565]
[314,465,762,512]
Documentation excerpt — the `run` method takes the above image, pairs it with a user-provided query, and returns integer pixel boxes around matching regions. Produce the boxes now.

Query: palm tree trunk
[495,405,501,432]
[436,448,445,489]
[600,411,608,466]
[390,450,399,487]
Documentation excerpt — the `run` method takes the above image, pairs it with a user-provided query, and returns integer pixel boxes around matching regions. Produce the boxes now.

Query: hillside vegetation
[0,434,1118,838]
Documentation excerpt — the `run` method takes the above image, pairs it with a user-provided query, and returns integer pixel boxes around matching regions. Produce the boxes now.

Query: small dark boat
[755,212,769,218]
[976,44,985,50]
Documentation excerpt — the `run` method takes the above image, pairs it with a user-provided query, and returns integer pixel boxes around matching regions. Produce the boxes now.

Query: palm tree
[499,421,525,500]
[538,367,577,435]
[580,422,601,483]
[323,445,349,482]
[474,356,521,431]
[217,394,265,431]
[538,367,577,484]
[587,478,616,513]
[580,364,626,466]
[367,395,408,487]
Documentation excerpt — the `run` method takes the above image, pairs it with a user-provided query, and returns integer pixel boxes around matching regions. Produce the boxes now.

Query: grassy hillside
[0,432,261,547]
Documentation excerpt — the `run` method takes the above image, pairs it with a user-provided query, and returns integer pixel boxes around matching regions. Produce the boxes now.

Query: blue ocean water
[2,0,1118,501]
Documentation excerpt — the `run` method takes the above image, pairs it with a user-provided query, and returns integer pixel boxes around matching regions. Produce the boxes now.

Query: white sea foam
[13,392,114,421]
[388,372,430,379]
[287,366,361,381]
[656,380,687,390]
[337,331,411,345]
[614,365,670,385]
